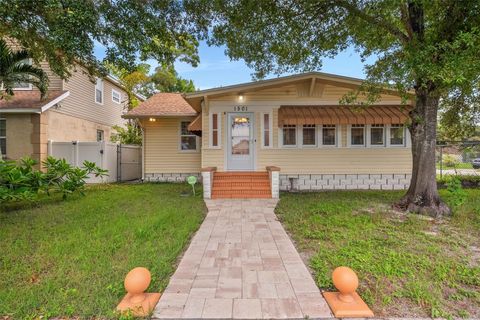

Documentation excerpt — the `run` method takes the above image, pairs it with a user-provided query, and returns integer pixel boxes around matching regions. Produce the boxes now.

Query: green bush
[437,175,480,188]
[442,154,460,167]
[0,156,108,203]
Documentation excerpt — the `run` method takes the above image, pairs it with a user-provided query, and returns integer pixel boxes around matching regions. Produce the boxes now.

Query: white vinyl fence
[48,140,142,183]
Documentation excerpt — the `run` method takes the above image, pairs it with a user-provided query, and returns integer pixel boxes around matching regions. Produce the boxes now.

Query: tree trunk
[396,85,451,217]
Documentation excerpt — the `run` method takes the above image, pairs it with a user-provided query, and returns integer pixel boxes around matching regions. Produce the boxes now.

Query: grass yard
[0,183,205,319]
[276,189,480,318]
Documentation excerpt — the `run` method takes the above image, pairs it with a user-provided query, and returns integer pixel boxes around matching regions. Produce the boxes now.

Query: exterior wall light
[238,94,244,102]
[149,118,156,122]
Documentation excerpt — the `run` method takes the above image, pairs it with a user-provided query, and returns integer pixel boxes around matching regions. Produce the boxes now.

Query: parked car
[472,158,480,169]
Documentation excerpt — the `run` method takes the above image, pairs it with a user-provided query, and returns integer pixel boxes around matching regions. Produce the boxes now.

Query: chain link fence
[436,141,480,177]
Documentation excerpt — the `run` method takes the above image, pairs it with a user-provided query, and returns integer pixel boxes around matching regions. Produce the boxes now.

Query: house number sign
[233,106,248,111]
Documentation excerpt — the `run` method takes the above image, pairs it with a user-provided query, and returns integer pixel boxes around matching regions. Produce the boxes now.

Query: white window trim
[300,124,317,148]
[179,120,200,153]
[387,124,407,148]
[209,112,221,149]
[95,78,104,105]
[279,125,298,148]
[0,118,6,156]
[261,112,273,149]
[111,89,121,104]
[319,124,339,148]
[367,124,386,148]
[347,124,367,148]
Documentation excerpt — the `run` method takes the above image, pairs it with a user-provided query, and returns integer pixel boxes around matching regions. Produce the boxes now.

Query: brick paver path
[153,199,332,319]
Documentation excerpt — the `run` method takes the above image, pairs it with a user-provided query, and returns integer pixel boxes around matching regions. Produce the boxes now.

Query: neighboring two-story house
[0,44,135,163]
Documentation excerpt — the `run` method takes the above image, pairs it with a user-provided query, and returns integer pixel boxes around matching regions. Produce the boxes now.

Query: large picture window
[282,125,296,146]
[302,125,316,146]
[180,121,197,151]
[350,124,365,146]
[370,124,385,146]
[0,118,6,157]
[390,124,405,146]
[322,125,336,146]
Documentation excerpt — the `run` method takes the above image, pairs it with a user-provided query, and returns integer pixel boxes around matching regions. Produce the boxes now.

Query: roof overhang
[122,113,198,119]
[0,90,70,114]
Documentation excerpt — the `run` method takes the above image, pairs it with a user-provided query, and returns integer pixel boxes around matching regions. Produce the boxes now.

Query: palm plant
[0,39,48,99]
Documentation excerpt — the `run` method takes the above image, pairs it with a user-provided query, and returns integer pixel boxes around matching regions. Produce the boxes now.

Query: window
[0,118,6,157]
[370,124,385,146]
[302,125,316,146]
[350,124,365,146]
[282,125,297,146]
[95,78,103,104]
[322,125,336,146]
[112,89,121,104]
[180,121,197,151]
[96,130,104,142]
[13,59,32,89]
[262,113,272,147]
[211,113,219,147]
[390,124,405,146]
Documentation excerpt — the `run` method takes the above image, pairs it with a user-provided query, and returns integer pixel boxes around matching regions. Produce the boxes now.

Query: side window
[390,124,405,146]
[211,113,219,147]
[350,124,365,146]
[112,89,121,104]
[370,124,385,146]
[180,121,197,151]
[322,125,336,146]
[262,113,271,147]
[282,125,297,146]
[302,125,316,146]
[13,59,32,89]
[95,78,103,104]
[0,118,6,157]
[96,129,104,142]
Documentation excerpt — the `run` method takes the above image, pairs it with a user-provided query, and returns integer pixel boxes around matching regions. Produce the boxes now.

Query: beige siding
[47,110,114,142]
[3,114,34,160]
[143,118,201,173]
[60,67,128,127]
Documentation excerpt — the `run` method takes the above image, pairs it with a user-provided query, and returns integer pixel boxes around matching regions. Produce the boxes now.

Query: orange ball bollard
[323,266,374,318]
[116,267,161,317]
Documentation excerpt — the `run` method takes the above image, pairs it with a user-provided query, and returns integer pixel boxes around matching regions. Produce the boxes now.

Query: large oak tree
[187,0,480,217]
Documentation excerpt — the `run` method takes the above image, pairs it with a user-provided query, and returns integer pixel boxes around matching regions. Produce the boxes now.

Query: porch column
[267,166,281,198]
[201,167,217,199]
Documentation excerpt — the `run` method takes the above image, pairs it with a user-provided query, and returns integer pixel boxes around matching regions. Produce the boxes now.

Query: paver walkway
[153,199,332,319]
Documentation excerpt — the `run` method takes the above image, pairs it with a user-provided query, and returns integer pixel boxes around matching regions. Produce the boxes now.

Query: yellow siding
[60,67,128,127]
[144,118,201,173]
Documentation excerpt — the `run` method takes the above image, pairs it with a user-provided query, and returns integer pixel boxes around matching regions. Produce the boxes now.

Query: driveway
[153,199,332,319]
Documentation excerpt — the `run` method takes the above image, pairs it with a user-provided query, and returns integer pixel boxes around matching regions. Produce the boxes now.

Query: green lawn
[276,189,480,318]
[0,183,205,319]
[436,162,475,169]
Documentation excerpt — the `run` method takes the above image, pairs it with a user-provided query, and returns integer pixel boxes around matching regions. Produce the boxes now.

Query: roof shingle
[124,93,197,118]
[0,90,68,111]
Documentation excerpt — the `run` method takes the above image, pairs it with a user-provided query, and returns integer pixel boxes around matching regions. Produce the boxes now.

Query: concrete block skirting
[280,173,412,191]
[144,173,201,183]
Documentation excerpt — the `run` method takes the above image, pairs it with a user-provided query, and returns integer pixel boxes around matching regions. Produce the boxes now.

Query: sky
[94,40,376,90]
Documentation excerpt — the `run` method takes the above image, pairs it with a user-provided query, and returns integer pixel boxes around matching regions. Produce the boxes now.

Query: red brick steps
[211,172,271,199]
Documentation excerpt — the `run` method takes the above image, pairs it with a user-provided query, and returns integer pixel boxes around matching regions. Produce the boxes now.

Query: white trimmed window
[261,112,272,148]
[350,124,365,146]
[210,113,220,147]
[390,124,405,146]
[321,125,337,146]
[112,89,121,104]
[0,118,6,157]
[13,59,33,90]
[370,124,385,146]
[302,125,316,146]
[180,121,198,151]
[95,78,104,104]
[282,125,297,146]
[96,129,104,142]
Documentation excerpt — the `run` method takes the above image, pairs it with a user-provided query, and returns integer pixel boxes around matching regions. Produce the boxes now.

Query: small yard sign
[187,175,197,196]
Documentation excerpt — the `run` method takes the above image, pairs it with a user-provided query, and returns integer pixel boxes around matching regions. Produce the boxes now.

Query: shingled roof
[0,90,70,113]
[124,93,197,118]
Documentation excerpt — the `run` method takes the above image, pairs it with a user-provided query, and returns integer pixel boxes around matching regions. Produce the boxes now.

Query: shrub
[442,154,460,167]
[0,156,108,203]
[437,175,480,188]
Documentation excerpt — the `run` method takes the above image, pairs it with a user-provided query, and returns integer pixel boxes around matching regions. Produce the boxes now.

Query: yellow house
[125,72,413,199]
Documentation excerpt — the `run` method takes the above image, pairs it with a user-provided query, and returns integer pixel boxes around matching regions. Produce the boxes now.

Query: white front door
[227,113,255,171]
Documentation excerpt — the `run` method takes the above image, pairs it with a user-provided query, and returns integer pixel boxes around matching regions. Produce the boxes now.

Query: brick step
[213,185,271,192]
[212,189,271,196]
[213,181,270,188]
[212,193,272,199]
[214,173,268,180]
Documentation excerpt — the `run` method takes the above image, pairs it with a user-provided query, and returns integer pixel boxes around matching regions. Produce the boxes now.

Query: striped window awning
[278,105,410,126]
[188,113,202,131]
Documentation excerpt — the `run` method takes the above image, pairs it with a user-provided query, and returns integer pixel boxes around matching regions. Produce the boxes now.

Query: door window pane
[231,116,250,155]
[351,125,365,146]
[302,125,316,146]
[370,125,385,145]
[322,125,336,146]
[282,125,296,146]
[390,125,404,145]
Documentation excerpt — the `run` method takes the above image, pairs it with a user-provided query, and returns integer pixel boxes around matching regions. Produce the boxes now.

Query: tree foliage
[150,65,196,94]
[0,0,199,79]
[110,124,142,145]
[186,0,480,216]
[0,39,48,99]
